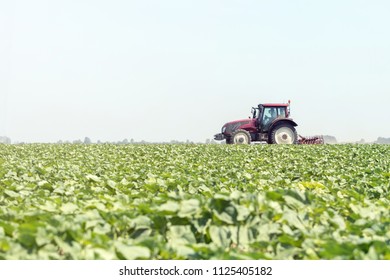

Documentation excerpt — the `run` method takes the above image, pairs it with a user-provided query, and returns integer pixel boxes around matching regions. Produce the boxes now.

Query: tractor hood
[225,119,252,125]
[222,119,256,135]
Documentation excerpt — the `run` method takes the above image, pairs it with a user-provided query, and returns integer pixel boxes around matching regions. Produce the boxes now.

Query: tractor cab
[252,103,289,127]
[255,104,289,131]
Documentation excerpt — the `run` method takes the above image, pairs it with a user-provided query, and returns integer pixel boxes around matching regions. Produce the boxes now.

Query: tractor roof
[261,103,289,107]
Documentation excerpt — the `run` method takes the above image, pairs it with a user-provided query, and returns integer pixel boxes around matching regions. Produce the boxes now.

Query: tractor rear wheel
[269,123,298,144]
[232,129,251,144]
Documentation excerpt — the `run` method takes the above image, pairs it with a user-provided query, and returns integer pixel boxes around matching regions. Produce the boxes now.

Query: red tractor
[214,101,323,144]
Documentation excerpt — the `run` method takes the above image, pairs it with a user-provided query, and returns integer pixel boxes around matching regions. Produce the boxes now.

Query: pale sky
[1,0,389,143]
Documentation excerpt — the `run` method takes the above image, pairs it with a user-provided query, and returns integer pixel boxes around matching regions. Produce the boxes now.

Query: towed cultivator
[298,135,324,145]
[214,101,325,145]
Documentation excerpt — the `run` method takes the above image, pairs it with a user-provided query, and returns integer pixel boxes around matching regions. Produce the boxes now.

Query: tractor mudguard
[269,118,298,131]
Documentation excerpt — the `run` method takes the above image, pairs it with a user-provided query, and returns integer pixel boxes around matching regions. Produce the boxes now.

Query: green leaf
[209,226,231,248]
[213,205,237,224]
[60,203,78,214]
[39,201,57,212]
[157,201,179,214]
[0,239,10,252]
[86,174,101,182]
[17,223,38,249]
[167,225,196,245]
[235,205,250,222]
[115,244,150,260]
[282,210,306,232]
[4,190,19,198]
[178,199,200,217]
[35,227,50,247]
[131,216,152,230]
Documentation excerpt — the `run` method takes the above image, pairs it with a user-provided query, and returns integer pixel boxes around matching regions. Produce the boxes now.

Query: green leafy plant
[0,143,389,259]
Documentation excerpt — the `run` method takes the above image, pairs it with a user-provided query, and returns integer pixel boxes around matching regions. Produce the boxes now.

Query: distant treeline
[323,136,390,144]
[323,135,337,144]
[57,137,204,145]
[0,136,11,144]
[375,137,390,144]
[2,135,390,144]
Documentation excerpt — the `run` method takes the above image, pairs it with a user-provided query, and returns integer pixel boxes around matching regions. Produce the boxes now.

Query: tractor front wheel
[232,129,251,144]
[269,123,298,144]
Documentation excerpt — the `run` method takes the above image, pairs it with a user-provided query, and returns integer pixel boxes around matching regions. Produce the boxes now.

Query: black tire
[231,129,251,144]
[226,137,233,144]
[269,123,298,144]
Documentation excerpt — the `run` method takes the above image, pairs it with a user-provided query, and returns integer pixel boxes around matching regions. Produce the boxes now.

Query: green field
[0,144,389,260]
